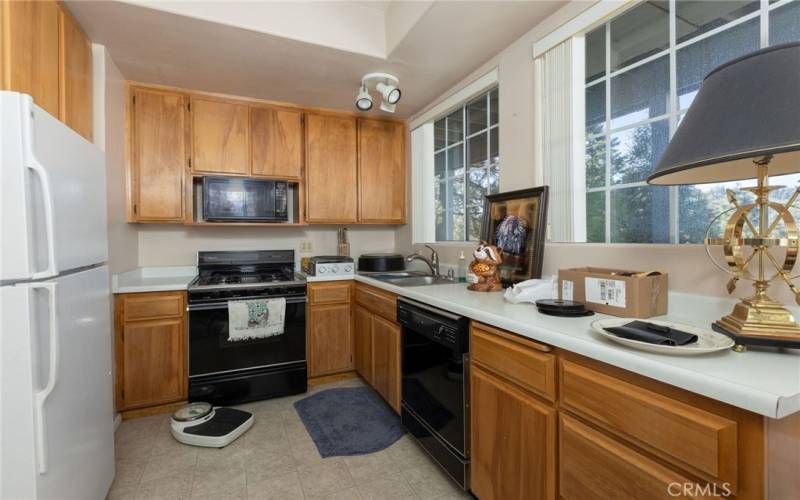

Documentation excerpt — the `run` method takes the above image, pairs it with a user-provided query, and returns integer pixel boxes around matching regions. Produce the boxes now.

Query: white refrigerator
[0,92,115,499]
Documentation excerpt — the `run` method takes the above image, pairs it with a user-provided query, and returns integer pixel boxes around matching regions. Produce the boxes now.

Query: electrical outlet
[299,241,313,253]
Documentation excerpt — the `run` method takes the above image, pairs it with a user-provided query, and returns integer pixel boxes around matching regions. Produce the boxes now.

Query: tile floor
[108,378,471,500]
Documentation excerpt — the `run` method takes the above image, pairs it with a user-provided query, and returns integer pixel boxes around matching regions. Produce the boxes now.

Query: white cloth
[503,276,557,304]
[228,298,286,342]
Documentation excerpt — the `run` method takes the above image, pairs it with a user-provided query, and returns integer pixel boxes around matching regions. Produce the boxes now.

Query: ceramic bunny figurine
[468,241,503,292]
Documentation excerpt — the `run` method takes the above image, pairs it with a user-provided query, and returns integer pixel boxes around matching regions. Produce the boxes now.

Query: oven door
[401,328,466,455]
[202,177,288,221]
[188,296,306,377]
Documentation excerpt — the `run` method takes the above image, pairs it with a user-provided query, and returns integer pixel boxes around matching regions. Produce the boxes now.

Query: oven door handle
[187,296,307,311]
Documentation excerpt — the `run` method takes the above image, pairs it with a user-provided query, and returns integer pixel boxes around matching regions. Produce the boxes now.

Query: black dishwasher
[397,298,470,489]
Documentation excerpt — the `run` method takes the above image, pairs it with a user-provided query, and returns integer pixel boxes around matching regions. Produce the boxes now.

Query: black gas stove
[186,250,307,405]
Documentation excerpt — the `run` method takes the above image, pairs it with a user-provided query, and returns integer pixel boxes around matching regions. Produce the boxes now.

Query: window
[433,88,499,241]
[582,0,800,244]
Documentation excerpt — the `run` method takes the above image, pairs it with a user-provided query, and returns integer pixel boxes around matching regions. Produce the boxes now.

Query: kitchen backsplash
[136,226,398,268]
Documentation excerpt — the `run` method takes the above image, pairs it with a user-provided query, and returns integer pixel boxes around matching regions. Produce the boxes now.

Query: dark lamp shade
[648,42,800,186]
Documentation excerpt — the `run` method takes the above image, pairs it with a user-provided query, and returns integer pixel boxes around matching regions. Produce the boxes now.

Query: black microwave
[202,177,288,222]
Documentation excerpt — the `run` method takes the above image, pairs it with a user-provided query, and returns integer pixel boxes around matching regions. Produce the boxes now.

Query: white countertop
[116,267,800,418]
[112,266,197,293]
[342,275,800,419]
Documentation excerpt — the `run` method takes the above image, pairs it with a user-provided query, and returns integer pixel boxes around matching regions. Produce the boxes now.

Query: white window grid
[434,88,499,241]
[583,0,792,244]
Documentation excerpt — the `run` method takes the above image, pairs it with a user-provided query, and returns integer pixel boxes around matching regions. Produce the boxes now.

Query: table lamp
[647,42,800,351]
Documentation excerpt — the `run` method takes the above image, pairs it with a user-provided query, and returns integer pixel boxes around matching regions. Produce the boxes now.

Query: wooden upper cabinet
[305,113,358,223]
[131,88,187,221]
[251,106,303,179]
[58,5,92,141]
[1,0,60,117]
[191,97,250,175]
[358,119,406,223]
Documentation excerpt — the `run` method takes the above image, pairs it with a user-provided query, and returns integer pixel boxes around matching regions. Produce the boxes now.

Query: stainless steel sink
[381,276,456,287]
[362,271,426,280]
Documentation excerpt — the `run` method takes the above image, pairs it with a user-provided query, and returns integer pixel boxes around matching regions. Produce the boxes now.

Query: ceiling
[67,0,564,118]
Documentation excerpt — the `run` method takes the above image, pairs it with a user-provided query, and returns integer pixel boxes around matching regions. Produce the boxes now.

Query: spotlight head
[376,82,401,105]
[379,99,396,113]
[355,85,372,111]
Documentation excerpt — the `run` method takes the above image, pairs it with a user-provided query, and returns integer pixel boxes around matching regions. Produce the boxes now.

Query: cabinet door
[354,305,373,385]
[559,415,711,500]
[372,314,401,413]
[471,365,556,500]
[305,113,358,223]
[251,106,303,179]
[121,318,186,409]
[58,5,92,141]
[191,97,250,175]
[358,119,405,223]
[131,88,186,221]
[308,303,353,377]
[1,0,60,117]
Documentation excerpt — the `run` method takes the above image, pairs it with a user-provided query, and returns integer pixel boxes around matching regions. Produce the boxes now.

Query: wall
[98,45,139,274]
[398,0,796,305]
[137,226,397,268]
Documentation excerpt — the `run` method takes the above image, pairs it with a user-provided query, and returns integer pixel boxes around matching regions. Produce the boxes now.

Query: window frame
[433,88,499,242]
[581,0,793,244]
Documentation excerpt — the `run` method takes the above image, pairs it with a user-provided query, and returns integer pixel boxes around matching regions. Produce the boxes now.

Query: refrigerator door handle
[24,109,57,280]
[27,281,59,475]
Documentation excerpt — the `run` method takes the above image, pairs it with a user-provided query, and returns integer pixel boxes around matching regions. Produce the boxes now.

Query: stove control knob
[331,265,339,273]
[319,267,327,274]
[344,265,353,273]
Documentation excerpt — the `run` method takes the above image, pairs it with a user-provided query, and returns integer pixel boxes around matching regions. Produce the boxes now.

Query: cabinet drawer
[355,284,396,322]
[471,323,556,402]
[309,281,351,305]
[560,415,717,500]
[122,291,185,322]
[560,360,738,490]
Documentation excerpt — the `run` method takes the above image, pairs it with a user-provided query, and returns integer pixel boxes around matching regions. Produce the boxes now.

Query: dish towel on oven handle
[228,297,286,341]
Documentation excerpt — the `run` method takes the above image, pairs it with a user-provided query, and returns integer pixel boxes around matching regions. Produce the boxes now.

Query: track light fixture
[355,85,373,111]
[376,82,401,105]
[356,73,402,113]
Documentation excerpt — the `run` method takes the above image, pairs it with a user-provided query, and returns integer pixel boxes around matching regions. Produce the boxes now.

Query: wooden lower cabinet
[371,314,401,413]
[470,365,556,500]
[121,318,186,409]
[559,415,714,500]
[469,327,768,500]
[354,283,401,413]
[114,291,187,412]
[307,282,353,378]
[307,302,353,377]
[354,304,374,384]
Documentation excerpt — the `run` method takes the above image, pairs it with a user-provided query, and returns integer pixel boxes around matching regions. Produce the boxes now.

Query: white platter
[590,318,735,355]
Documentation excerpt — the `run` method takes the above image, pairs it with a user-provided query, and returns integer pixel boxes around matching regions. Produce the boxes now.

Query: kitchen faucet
[406,245,440,276]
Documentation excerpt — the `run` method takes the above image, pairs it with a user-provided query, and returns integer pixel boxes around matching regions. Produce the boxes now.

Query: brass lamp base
[712,295,800,351]
[703,156,800,351]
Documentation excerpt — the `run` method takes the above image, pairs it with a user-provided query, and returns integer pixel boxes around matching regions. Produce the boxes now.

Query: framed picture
[480,186,548,286]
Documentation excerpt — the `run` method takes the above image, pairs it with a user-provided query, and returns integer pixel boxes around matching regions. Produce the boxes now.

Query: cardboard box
[558,267,668,318]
